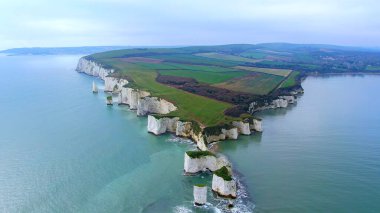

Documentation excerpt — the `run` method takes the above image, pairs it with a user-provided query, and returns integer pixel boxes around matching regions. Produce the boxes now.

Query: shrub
[214,166,232,181]
[186,150,215,158]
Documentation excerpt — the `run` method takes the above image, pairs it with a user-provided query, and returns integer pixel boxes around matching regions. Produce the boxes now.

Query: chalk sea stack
[106,96,113,105]
[193,185,207,206]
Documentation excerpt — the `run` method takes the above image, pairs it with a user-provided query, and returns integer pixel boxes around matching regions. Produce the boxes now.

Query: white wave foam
[173,205,193,213]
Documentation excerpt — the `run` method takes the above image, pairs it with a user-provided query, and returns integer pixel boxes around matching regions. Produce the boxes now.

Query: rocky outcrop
[272,98,288,108]
[76,58,114,80]
[249,95,298,113]
[137,97,177,116]
[204,126,239,144]
[232,121,251,135]
[250,118,263,132]
[193,185,207,205]
[212,171,237,198]
[184,151,231,174]
[106,96,113,105]
[104,77,128,93]
[176,121,208,151]
[147,115,179,135]
[119,88,150,109]
[280,95,296,104]
[76,58,264,152]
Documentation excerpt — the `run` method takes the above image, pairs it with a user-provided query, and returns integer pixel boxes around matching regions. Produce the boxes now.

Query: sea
[0,54,379,213]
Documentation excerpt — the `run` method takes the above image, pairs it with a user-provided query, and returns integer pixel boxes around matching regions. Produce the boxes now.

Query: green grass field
[279,71,300,89]
[366,65,380,71]
[104,59,234,126]
[234,66,292,77]
[196,52,261,63]
[214,73,284,95]
[85,45,303,126]
[158,69,247,84]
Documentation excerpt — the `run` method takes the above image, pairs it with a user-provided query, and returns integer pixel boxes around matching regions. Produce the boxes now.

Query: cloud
[25,19,105,34]
[0,0,380,49]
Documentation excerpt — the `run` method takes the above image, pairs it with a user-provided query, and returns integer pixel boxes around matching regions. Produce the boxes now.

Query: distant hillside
[0,46,131,55]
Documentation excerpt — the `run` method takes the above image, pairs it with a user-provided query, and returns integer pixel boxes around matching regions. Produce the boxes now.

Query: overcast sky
[1,0,379,49]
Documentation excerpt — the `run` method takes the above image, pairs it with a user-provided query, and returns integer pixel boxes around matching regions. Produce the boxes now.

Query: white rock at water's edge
[280,95,296,104]
[193,186,207,205]
[147,115,179,135]
[77,57,265,151]
[248,94,298,113]
[222,128,238,139]
[232,121,251,135]
[104,77,128,93]
[212,174,237,198]
[76,58,114,80]
[137,97,177,116]
[251,119,263,132]
[184,152,231,173]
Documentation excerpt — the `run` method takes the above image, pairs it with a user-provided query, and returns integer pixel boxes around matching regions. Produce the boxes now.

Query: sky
[0,0,379,49]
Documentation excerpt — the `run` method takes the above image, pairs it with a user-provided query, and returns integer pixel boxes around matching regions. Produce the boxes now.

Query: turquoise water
[1,55,379,213]
[218,75,380,212]
[0,55,250,213]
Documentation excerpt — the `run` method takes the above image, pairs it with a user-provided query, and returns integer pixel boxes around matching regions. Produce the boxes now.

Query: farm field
[214,73,284,95]
[234,65,292,77]
[85,43,380,126]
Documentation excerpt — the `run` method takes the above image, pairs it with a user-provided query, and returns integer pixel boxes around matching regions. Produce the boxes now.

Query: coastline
[75,57,303,210]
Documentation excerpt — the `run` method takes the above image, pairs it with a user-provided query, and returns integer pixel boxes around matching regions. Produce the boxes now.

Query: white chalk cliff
[183,152,231,173]
[232,121,251,135]
[193,185,207,205]
[104,77,128,93]
[249,95,298,113]
[147,115,179,135]
[76,58,114,80]
[251,119,263,132]
[77,57,264,151]
[212,174,237,198]
[137,97,177,116]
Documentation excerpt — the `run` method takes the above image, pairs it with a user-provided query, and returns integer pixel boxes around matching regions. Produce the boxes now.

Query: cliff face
[249,94,299,113]
[77,57,263,151]
[193,186,207,205]
[137,97,177,116]
[183,152,231,174]
[232,121,251,135]
[251,119,263,132]
[104,77,129,93]
[212,174,237,198]
[76,58,114,80]
[147,115,179,135]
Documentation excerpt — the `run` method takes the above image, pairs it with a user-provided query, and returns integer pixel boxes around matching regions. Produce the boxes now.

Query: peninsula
[76,43,380,206]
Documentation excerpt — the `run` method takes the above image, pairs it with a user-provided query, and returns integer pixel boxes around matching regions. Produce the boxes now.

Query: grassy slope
[279,71,300,89]
[103,59,234,126]
[86,45,310,125]
[214,73,284,95]
[158,69,247,84]
[195,52,261,63]
[234,66,292,77]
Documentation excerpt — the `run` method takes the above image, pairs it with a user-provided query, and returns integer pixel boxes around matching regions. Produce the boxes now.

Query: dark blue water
[1,55,379,213]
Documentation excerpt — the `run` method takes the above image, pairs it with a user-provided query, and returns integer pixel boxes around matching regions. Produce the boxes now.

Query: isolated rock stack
[193,185,207,205]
